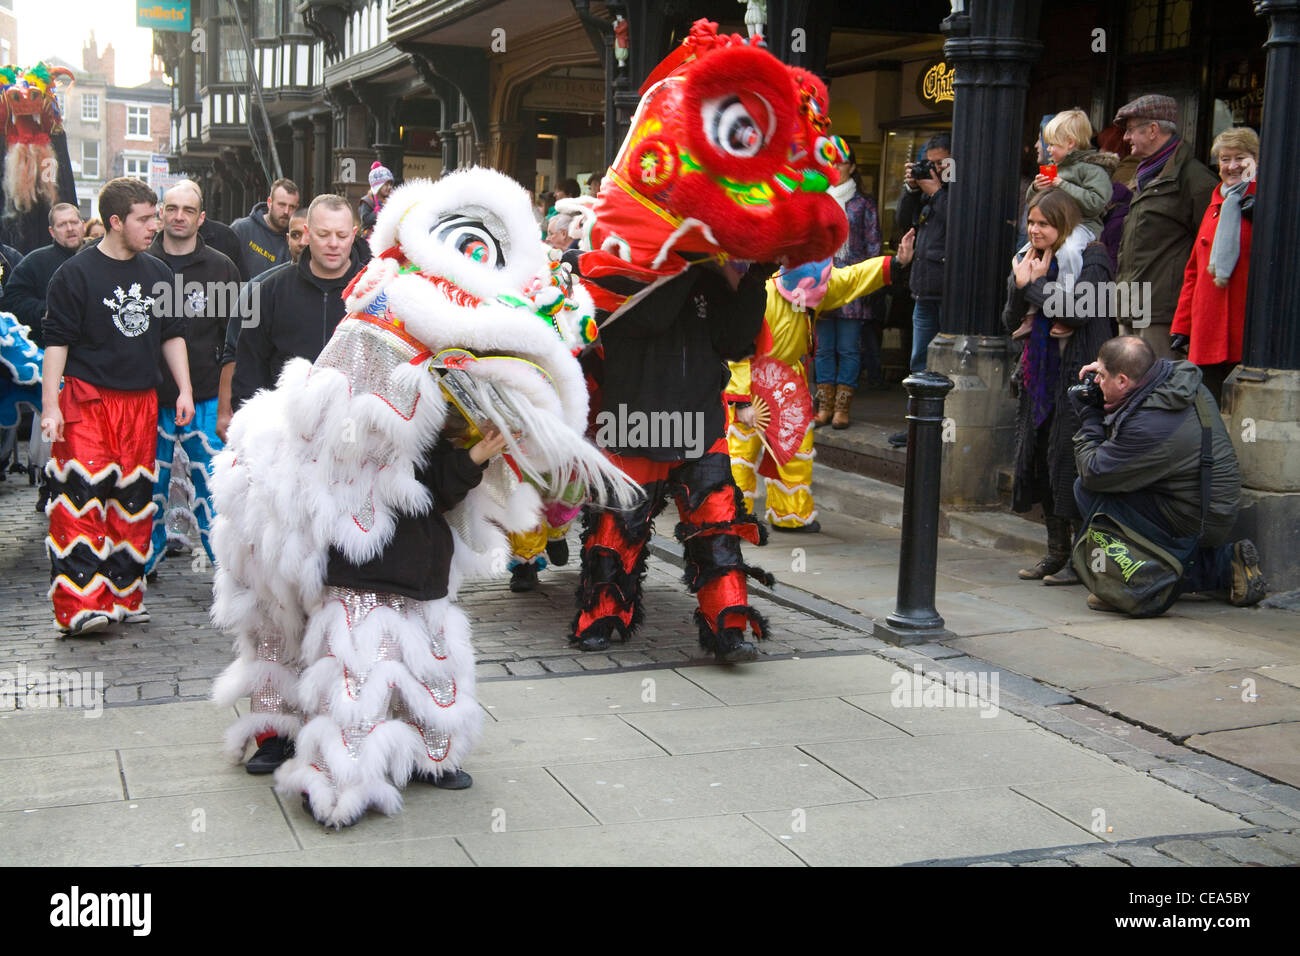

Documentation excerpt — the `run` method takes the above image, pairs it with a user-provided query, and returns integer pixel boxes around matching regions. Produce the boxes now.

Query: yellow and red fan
[748,356,814,478]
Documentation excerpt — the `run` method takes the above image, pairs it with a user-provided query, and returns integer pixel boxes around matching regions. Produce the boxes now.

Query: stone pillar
[930,0,1042,508]
[1219,0,1300,591]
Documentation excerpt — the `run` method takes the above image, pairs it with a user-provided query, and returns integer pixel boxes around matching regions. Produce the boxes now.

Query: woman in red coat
[1170,127,1259,402]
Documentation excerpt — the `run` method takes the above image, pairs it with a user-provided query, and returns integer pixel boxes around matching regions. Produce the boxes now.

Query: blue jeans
[909,298,942,373]
[1073,478,1232,593]
[814,317,861,387]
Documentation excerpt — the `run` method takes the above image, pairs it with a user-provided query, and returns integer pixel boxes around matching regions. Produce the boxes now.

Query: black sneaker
[545,538,570,567]
[59,612,111,637]
[246,736,294,775]
[1229,539,1267,607]
[412,768,473,790]
[510,562,539,592]
[888,431,908,448]
[713,627,758,664]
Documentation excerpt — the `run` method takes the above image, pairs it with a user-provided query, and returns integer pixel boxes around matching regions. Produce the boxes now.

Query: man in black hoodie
[144,180,243,576]
[220,194,363,435]
[5,202,84,347]
[230,178,300,279]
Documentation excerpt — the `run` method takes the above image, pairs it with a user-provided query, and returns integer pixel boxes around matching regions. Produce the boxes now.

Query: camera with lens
[912,158,938,181]
[1068,371,1104,408]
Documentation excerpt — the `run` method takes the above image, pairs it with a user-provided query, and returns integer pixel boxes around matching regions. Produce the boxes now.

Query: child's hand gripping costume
[209,169,639,828]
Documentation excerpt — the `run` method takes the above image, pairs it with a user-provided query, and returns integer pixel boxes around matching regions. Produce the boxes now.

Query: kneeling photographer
[1068,335,1266,614]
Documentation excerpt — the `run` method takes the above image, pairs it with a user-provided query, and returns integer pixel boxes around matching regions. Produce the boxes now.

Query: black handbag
[1071,391,1214,617]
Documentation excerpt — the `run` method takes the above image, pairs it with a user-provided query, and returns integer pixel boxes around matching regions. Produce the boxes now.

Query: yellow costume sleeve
[725,358,751,399]
[820,256,891,314]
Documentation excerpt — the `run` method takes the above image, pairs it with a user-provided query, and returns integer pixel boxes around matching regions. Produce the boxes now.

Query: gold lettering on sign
[922,63,955,104]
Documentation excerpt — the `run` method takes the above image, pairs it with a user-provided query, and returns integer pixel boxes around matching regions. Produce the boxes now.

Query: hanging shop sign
[136,1,191,32]
[917,59,956,113]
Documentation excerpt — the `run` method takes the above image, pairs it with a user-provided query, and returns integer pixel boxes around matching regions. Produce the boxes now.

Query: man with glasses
[1113,95,1217,358]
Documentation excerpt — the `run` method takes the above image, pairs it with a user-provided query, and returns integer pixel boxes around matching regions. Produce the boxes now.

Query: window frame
[82,93,100,122]
[81,140,100,179]
[126,105,152,140]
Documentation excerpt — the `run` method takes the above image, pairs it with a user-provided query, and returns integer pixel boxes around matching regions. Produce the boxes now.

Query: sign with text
[916,60,956,113]
[137,1,191,32]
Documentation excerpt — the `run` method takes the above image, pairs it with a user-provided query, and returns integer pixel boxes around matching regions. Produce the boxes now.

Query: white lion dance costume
[209,169,638,828]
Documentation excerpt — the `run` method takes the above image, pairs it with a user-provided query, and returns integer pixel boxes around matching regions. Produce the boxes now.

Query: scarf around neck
[828,178,857,209]
[1209,180,1250,287]
[1136,136,1180,193]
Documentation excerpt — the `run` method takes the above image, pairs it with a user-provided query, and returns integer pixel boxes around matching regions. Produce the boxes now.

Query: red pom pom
[371,161,382,170]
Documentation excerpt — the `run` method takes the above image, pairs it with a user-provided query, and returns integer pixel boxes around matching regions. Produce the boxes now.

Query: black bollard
[875,371,955,646]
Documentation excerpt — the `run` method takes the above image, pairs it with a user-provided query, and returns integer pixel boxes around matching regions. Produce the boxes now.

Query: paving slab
[0,700,232,758]
[846,592,1058,637]
[965,584,1107,626]
[843,691,1034,735]
[547,746,869,824]
[946,629,1178,691]
[157,836,476,867]
[118,743,263,799]
[0,787,296,866]
[620,697,904,755]
[477,670,721,720]
[1253,664,1300,689]
[746,789,1100,865]
[288,767,595,846]
[1011,773,1250,843]
[472,713,666,770]
[1056,618,1300,672]
[1186,723,1300,789]
[803,729,1127,798]
[674,654,905,705]
[1073,670,1300,737]
[457,814,802,867]
[0,750,123,811]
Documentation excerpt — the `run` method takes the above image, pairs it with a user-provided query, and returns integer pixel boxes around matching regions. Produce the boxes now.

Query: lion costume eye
[432,215,504,268]
[703,94,774,158]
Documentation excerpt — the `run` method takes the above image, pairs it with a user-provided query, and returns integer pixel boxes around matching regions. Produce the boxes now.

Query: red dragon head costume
[0,63,73,218]
[563,19,849,321]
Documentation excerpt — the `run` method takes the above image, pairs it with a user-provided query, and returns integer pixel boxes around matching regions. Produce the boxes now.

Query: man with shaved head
[144,180,243,578]
[1070,335,1265,612]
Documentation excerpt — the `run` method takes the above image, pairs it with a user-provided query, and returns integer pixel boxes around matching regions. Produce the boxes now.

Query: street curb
[812,462,1046,555]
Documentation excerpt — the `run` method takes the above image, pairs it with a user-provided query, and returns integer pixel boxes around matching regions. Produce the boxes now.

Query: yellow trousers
[508,518,573,566]
[727,416,816,528]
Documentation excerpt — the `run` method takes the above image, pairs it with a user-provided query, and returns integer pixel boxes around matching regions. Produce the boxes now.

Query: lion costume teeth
[210,168,637,828]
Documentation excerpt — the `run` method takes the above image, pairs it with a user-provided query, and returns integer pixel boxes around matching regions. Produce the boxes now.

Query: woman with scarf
[1004,189,1113,585]
[1170,127,1258,403]
[814,138,882,428]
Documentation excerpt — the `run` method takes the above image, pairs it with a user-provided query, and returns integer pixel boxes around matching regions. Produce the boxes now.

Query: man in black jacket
[144,180,243,576]
[1070,335,1266,610]
[571,258,777,663]
[220,194,363,439]
[4,202,84,347]
[230,178,300,279]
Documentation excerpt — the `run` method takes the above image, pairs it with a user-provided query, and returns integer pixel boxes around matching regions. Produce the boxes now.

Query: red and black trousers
[45,379,158,628]
[572,442,772,653]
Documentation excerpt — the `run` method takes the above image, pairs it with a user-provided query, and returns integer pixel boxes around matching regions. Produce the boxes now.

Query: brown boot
[814,383,835,428]
[831,385,854,429]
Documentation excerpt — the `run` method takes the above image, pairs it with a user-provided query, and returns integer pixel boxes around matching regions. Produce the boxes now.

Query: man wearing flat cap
[1114,94,1217,358]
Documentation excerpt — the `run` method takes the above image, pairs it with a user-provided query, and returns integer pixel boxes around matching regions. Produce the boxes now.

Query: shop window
[1124,0,1192,54]
[219,24,249,83]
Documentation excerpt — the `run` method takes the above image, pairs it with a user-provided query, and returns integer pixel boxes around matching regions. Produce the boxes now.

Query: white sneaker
[60,612,111,636]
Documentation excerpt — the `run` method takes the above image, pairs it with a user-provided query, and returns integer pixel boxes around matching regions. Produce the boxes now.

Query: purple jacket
[825,191,882,321]
[1100,181,1132,274]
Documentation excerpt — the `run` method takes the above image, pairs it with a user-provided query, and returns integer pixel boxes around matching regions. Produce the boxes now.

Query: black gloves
[1169,333,1190,356]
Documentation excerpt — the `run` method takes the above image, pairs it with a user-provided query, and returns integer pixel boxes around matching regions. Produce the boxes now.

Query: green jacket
[1116,139,1217,328]
[1026,148,1114,240]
